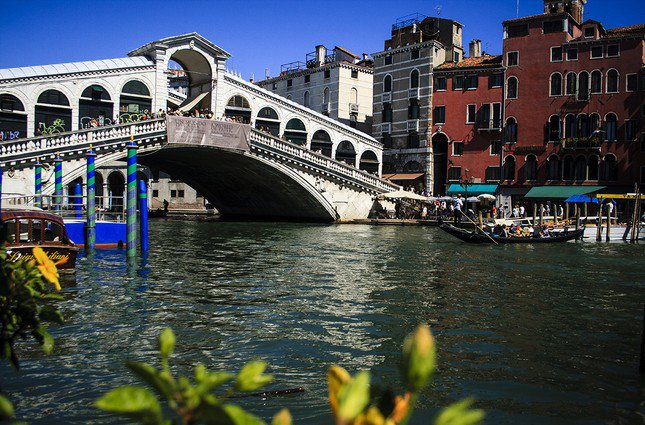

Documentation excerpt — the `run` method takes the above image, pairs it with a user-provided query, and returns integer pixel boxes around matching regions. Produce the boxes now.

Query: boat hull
[439,223,585,244]
[5,244,79,270]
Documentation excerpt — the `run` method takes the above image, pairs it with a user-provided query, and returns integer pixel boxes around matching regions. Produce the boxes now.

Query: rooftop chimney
[315,45,326,67]
[362,53,369,61]
[249,73,254,83]
[265,68,270,79]
[469,39,482,58]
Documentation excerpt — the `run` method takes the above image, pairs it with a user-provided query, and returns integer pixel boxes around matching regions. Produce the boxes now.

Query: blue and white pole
[85,145,96,251]
[138,179,149,253]
[35,158,42,208]
[126,136,138,257]
[54,154,63,213]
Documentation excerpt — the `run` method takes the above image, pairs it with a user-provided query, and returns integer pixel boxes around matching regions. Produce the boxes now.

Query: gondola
[439,223,585,244]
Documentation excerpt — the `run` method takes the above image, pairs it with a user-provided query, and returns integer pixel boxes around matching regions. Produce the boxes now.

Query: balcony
[561,136,602,149]
[349,103,359,114]
[407,119,419,131]
[477,120,501,131]
[381,123,392,134]
[408,87,420,98]
[381,92,392,103]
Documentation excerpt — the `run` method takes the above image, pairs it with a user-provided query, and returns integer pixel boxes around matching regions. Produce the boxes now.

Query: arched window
[284,118,307,145]
[79,84,113,128]
[588,154,599,180]
[350,87,358,104]
[226,95,250,109]
[574,155,587,181]
[590,70,602,94]
[604,113,617,141]
[525,155,538,181]
[303,91,310,107]
[122,80,150,96]
[563,155,574,180]
[335,140,356,166]
[37,89,70,106]
[359,150,379,174]
[576,114,589,138]
[578,71,589,100]
[506,77,518,99]
[564,114,575,138]
[35,89,72,135]
[254,106,280,136]
[311,129,332,157]
[503,156,516,181]
[384,75,392,92]
[606,69,619,93]
[601,154,617,181]
[119,80,152,123]
[566,72,577,95]
[505,117,517,143]
[548,115,561,141]
[0,94,27,140]
[323,87,330,104]
[547,155,561,180]
[590,113,601,132]
[225,95,251,123]
[410,69,419,88]
[550,73,562,96]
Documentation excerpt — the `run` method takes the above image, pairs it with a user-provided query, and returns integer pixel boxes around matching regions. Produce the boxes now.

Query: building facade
[256,45,373,134]
[372,14,464,193]
[498,0,644,202]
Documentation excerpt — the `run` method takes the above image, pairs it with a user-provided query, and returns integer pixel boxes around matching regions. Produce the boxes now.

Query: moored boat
[2,208,79,270]
[439,222,585,244]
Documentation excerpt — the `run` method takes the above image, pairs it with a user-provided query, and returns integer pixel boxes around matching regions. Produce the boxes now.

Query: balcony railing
[561,136,602,149]
[407,120,419,131]
[349,103,359,114]
[408,87,420,98]
[381,123,392,134]
[381,92,392,103]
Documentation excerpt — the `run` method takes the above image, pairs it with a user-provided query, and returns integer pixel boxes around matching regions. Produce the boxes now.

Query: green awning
[524,185,605,199]
[446,184,498,196]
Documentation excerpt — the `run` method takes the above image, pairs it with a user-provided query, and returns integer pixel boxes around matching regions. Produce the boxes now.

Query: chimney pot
[362,53,369,60]
[469,39,482,58]
[315,45,326,67]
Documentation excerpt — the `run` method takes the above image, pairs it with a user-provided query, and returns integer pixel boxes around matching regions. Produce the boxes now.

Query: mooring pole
[85,145,96,251]
[35,158,42,208]
[539,203,544,227]
[74,183,83,218]
[605,205,611,242]
[596,202,603,241]
[126,137,138,257]
[54,154,63,213]
[0,164,3,217]
[139,180,149,253]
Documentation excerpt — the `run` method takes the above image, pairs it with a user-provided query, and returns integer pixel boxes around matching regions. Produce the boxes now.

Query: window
[323,87,330,105]
[272,82,277,90]
[304,74,310,83]
[547,155,562,180]
[448,167,462,181]
[566,48,578,61]
[584,27,595,38]
[605,113,617,141]
[492,103,501,129]
[607,44,620,57]
[507,51,519,66]
[452,141,464,156]
[606,69,618,93]
[303,91,310,107]
[486,166,501,181]
[287,79,293,87]
[548,115,561,141]
[565,72,577,95]
[505,117,517,143]
[434,106,446,124]
[550,73,562,96]
[576,114,590,138]
[453,51,461,62]
[435,76,447,91]
[626,74,637,92]
[411,49,420,60]
[625,120,638,140]
[351,70,358,79]
[578,72,589,101]
[591,70,602,94]
[382,104,393,122]
[152,189,159,198]
[563,156,574,180]
[453,75,464,90]
[489,73,503,88]
[384,55,392,65]
[564,114,575,138]
[383,75,392,92]
[323,70,330,79]
[490,140,501,155]
[588,155,599,180]
[407,132,420,148]
[408,99,420,119]
[590,113,601,133]
[171,190,177,198]
[465,75,478,89]
[574,156,587,181]
[543,20,564,33]
[507,24,529,38]
[525,155,538,181]
[642,133,645,152]
[503,156,516,181]
[551,46,563,62]
[591,45,603,59]
[178,190,185,198]
[507,77,518,99]
[479,104,491,129]
[466,104,476,124]
[601,155,618,181]
[410,69,420,88]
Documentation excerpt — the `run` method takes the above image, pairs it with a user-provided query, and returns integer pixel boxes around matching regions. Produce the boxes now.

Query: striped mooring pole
[85,145,96,251]
[138,179,149,253]
[0,163,3,217]
[126,136,138,257]
[35,158,42,208]
[74,183,83,218]
[54,154,63,213]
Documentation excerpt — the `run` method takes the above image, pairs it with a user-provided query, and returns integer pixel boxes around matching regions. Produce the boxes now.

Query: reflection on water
[3,221,644,424]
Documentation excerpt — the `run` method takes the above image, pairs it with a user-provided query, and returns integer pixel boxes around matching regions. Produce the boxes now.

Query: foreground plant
[0,246,64,420]
[327,324,484,425]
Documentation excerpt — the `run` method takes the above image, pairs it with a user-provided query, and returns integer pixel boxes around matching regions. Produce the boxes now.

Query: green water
[3,221,644,424]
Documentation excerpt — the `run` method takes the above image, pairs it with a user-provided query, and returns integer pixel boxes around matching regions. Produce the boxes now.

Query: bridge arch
[310,129,333,157]
[118,79,153,122]
[0,93,28,140]
[335,140,357,166]
[35,88,73,135]
[166,45,213,111]
[254,105,280,136]
[284,117,308,146]
[79,83,115,128]
[224,94,251,123]
[358,150,379,174]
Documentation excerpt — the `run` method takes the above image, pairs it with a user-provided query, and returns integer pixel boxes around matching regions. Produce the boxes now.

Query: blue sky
[1,0,642,79]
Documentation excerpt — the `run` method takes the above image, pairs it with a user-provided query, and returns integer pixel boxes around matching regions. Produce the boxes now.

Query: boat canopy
[563,194,600,203]
[446,184,498,196]
[524,185,605,199]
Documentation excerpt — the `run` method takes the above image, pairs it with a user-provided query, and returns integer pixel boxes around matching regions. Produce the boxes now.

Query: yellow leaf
[33,247,60,290]
[388,392,411,424]
[328,365,351,418]
[271,408,292,425]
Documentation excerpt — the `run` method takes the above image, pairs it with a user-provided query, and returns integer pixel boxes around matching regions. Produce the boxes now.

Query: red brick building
[498,0,644,203]
[432,43,505,196]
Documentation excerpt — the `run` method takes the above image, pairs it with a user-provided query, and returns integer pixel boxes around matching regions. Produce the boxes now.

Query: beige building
[256,45,374,134]
[372,14,463,192]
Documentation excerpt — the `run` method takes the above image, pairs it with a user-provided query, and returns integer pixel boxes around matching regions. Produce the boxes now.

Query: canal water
[3,221,644,424]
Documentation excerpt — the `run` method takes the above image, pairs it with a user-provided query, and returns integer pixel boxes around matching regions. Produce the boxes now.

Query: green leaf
[337,370,370,421]
[434,398,485,425]
[95,386,162,425]
[126,361,175,398]
[271,408,292,425]
[195,370,235,396]
[401,324,436,392]
[197,401,265,425]
[39,305,64,324]
[0,394,14,420]
[159,328,175,359]
[235,361,273,392]
[32,325,54,355]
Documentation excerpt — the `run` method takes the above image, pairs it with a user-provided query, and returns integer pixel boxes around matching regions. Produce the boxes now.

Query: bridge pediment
[128,32,231,61]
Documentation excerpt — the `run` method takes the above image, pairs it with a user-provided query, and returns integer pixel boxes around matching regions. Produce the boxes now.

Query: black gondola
[439,223,585,244]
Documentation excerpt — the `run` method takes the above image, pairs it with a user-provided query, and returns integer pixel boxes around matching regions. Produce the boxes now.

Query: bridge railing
[249,130,399,192]
[0,119,166,165]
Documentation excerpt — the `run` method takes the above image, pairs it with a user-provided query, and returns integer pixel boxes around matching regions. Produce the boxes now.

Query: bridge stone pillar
[153,47,169,114]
